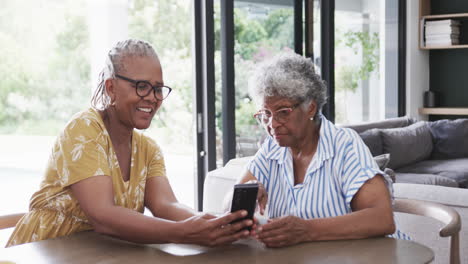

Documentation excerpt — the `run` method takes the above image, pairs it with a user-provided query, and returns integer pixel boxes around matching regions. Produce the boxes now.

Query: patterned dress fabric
[6,108,166,247]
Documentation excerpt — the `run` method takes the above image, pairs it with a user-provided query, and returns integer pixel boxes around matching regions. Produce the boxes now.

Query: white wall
[406,0,429,120]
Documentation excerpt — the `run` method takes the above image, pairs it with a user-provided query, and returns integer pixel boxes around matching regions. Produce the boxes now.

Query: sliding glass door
[213,0,299,167]
[197,0,405,209]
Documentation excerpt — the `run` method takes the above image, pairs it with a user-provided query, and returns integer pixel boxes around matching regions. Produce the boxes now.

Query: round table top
[1,231,434,264]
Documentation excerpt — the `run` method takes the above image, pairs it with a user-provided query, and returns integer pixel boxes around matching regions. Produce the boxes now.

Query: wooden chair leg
[0,213,24,230]
[450,234,460,264]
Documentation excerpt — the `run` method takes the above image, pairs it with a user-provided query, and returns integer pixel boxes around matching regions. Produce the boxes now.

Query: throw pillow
[384,168,396,183]
[380,121,433,170]
[428,119,468,159]
[359,129,383,156]
[373,153,390,170]
[372,154,394,192]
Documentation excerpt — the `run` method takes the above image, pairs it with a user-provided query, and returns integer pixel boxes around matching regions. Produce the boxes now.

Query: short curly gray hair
[248,52,327,117]
[91,39,159,110]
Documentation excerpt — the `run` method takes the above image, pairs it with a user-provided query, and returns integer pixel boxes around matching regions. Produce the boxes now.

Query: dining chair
[0,213,24,230]
[394,198,461,264]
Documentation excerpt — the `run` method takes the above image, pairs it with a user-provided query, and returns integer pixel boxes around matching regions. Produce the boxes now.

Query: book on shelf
[425,25,460,35]
[426,35,460,46]
[426,36,459,43]
[421,18,464,47]
[425,19,461,26]
[426,33,459,39]
[420,18,426,47]
[425,33,459,39]
[426,39,460,46]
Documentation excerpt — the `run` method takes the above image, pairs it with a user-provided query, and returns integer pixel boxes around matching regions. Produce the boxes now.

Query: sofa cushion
[344,116,415,133]
[428,119,468,159]
[437,171,468,188]
[396,158,468,188]
[395,172,459,187]
[360,129,383,156]
[203,157,252,214]
[380,121,433,170]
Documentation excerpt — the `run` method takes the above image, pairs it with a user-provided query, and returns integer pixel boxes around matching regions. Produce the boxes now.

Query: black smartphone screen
[230,183,259,230]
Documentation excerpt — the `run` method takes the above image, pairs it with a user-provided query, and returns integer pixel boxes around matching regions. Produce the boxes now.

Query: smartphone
[230,183,259,230]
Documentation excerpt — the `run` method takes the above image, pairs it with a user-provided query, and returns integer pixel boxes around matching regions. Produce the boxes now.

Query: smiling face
[106,55,163,130]
[261,96,316,148]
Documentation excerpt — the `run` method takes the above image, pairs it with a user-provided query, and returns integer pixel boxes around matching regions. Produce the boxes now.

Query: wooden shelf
[419,0,468,50]
[418,1,468,117]
[421,44,468,50]
[419,107,468,115]
[420,44,468,50]
[422,13,468,20]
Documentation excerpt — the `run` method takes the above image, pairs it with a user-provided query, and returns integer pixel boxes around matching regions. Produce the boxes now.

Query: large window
[0,0,91,215]
[233,0,295,159]
[211,0,403,168]
[0,0,196,214]
[213,0,296,166]
[334,0,399,125]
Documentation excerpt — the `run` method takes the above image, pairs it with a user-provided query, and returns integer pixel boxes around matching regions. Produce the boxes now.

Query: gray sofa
[344,117,468,188]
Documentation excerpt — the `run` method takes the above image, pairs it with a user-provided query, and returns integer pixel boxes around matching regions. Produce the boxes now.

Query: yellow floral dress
[6,108,166,247]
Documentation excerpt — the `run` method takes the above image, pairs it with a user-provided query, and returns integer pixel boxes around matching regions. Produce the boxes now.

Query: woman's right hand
[175,210,252,247]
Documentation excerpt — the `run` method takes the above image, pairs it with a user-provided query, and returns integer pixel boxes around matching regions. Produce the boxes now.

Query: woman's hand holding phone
[230,183,258,231]
[244,180,268,215]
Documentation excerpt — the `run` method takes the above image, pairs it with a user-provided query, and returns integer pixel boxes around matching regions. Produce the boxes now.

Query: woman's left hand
[244,180,268,215]
[255,215,310,248]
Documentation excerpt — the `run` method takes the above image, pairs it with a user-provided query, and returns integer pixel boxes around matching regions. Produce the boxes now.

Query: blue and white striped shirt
[248,116,408,239]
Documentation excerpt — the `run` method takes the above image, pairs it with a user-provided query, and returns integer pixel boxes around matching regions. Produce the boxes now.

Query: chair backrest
[0,213,25,230]
[393,198,461,264]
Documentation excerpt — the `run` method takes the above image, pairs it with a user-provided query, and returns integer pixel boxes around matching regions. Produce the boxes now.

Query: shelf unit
[419,107,468,116]
[419,0,468,49]
[418,0,468,117]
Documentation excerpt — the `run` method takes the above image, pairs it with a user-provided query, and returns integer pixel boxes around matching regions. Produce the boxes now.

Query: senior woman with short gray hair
[238,52,407,248]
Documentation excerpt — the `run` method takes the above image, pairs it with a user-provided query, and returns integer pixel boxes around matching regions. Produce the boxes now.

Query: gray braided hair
[91,39,159,110]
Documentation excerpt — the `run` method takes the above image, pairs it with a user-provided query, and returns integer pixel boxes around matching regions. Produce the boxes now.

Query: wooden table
[0,231,434,264]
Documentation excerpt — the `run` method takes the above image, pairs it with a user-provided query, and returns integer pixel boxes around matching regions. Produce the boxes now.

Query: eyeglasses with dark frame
[253,103,301,126]
[115,74,172,100]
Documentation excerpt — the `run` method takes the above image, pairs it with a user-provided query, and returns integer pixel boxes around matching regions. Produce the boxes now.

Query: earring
[111,101,116,106]
[310,117,314,121]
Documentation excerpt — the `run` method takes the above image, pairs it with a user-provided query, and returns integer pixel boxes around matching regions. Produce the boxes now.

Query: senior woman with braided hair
[6,39,251,247]
[238,52,408,248]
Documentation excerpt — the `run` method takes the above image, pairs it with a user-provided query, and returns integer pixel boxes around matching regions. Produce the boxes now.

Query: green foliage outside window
[0,0,90,135]
[0,0,294,150]
[334,28,379,124]
[214,7,294,138]
[335,30,380,93]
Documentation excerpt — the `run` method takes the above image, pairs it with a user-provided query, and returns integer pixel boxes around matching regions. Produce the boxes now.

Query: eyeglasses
[115,74,172,100]
[253,103,301,126]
